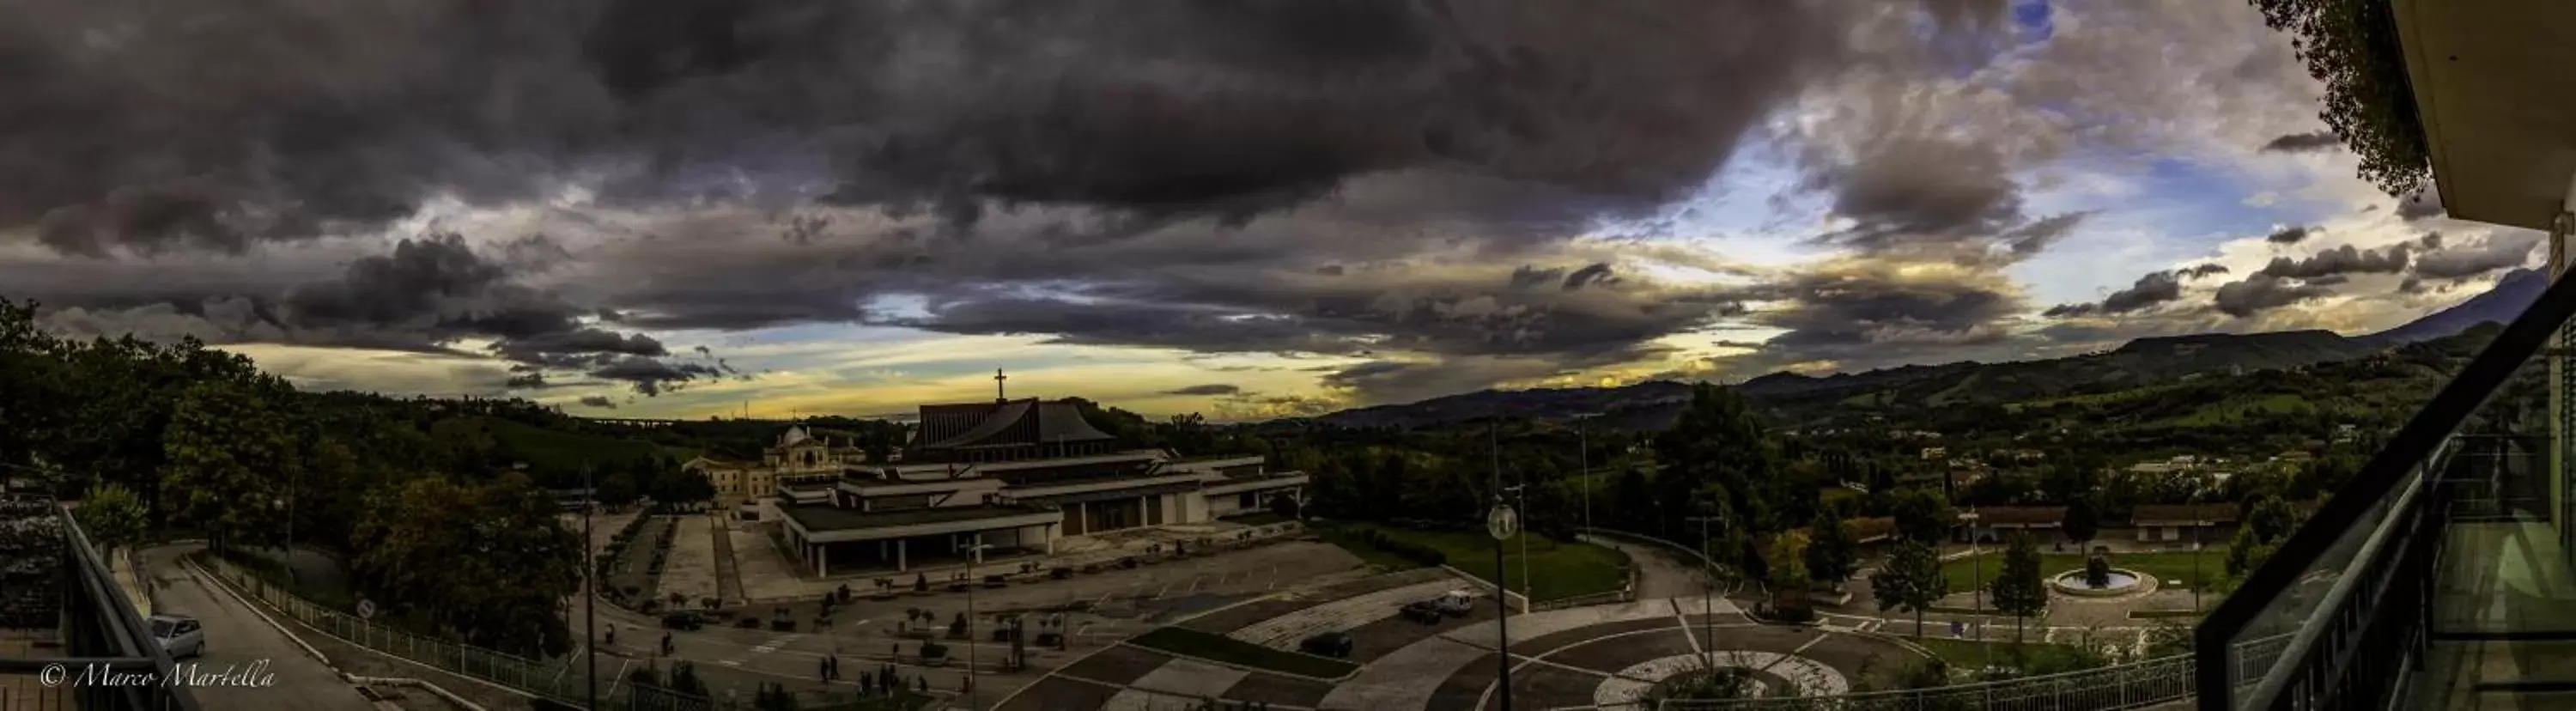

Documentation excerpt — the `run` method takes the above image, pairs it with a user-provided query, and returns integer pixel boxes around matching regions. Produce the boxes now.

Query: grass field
[1316,522,1630,603]
[1941,548,2226,594]
[1128,627,1359,679]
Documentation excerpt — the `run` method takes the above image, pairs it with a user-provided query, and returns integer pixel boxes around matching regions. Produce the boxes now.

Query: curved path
[1580,535,1716,600]
[137,545,376,711]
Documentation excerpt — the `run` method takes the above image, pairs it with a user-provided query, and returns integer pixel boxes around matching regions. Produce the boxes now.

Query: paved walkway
[140,546,378,711]
[665,515,720,607]
[1225,579,1467,648]
[713,516,746,606]
[1580,534,1708,600]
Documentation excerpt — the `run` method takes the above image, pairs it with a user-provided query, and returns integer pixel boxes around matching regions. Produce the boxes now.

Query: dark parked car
[1400,600,1443,624]
[659,612,703,631]
[1297,631,1353,659]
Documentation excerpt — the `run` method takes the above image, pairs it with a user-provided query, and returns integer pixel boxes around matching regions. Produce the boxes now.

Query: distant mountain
[1309,380,1694,430]
[1303,329,2385,430]
[2362,268,2544,345]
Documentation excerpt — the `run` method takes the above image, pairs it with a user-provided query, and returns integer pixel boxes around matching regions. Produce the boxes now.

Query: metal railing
[195,554,713,709]
[0,497,200,711]
[1656,653,2196,710]
[2193,256,2576,709]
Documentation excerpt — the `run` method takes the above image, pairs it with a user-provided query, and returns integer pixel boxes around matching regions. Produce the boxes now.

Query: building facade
[684,425,867,507]
[774,398,1307,576]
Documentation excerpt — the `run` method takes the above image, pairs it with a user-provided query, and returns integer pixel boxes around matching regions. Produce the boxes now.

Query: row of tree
[3,298,603,658]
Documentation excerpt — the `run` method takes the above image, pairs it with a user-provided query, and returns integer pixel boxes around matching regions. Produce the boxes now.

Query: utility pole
[584,465,598,711]
[1485,421,1516,711]
[962,535,994,709]
[1686,510,1723,672]
[1503,483,1529,609]
[1577,418,1592,532]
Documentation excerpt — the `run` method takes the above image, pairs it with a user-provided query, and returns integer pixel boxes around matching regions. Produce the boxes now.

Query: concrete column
[817,544,828,577]
[897,539,908,571]
[973,542,985,565]
[1046,524,1056,556]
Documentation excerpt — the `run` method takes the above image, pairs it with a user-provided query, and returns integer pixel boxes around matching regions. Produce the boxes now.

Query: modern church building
[771,394,1307,576]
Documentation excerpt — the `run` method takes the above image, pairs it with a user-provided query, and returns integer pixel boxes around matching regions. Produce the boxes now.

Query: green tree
[351,474,583,657]
[1989,532,2048,641]
[79,482,149,556]
[1872,540,1949,639]
[2252,0,2429,195]
[1804,516,1858,588]
[161,380,297,553]
[1891,488,1955,544]
[1652,385,1781,535]
[596,471,639,507]
[2064,496,2100,547]
[1769,530,1812,616]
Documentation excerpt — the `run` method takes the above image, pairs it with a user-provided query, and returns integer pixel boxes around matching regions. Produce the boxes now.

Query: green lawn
[1941,549,2226,594]
[1316,522,1630,603]
[1128,627,1358,679]
[1912,637,2102,676]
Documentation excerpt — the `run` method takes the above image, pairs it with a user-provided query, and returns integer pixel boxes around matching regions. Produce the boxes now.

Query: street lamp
[1684,509,1724,672]
[582,465,598,710]
[1959,507,1988,679]
[1502,483,1530,609]
[959,535,995,708]
[1485,421,1516,711]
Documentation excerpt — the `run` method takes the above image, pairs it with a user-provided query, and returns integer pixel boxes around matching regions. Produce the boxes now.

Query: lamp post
[960,535,994,709]
[1685,510,1724,672]
[1959,507,1987,678]
[1573,414,1599,533]
[1485,421,1516,711]
[583,465,598,710]
[1503,483,1530,609]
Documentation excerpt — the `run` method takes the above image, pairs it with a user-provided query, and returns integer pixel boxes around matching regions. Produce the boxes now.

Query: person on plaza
[916,676,928,694]
[829,653,841,681]
[660,631,673,656]
[860,669,873,695]
[605,625,615,647]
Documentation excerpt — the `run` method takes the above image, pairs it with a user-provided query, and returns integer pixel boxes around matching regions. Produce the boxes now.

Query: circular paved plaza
[1327,598,1929,710]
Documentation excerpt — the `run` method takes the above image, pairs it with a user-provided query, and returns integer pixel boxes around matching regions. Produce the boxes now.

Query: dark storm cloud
[2258,131,2340,153]
[2256,243,2411,280]
[2412,230,2543,281]
[2043,269,2184,318]
[1163,384,1243,397]
[2265,226,2312,244]
[0,0,1872,258]
[577,395,619,410]
[589,356,720,396]
[2214,274,2332,317]
[31,234,716,395]
[1561,263,1619,291]
[1738,263,2020,349]
[2178,264,2230,279]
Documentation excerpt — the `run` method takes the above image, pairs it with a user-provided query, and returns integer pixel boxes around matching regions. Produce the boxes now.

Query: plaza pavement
[662,515,721,608]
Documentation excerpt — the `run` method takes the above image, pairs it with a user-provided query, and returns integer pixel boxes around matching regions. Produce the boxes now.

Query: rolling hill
[2361,268,2543,345]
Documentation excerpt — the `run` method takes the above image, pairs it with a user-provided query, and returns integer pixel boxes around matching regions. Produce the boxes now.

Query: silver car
[149,614,204,659]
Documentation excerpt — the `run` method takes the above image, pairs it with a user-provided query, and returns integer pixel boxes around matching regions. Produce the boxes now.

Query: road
[137,544,377,711]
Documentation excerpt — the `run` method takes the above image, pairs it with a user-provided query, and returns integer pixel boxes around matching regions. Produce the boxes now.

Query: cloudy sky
[0,0,2541,420]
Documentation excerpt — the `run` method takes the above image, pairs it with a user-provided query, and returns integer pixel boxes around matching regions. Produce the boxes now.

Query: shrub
[949,612,969,639]
[1051,567,1072,580]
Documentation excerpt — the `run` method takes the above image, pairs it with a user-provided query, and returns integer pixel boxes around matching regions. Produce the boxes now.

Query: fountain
[2050,547,2151,597]
[2050,568,2144,596]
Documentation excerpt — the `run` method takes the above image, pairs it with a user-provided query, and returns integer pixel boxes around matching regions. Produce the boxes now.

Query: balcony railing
[2196,264,2576,709]
[0,497,202,711]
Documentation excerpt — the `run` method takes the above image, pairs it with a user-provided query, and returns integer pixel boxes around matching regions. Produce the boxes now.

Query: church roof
[916,398,1115,451]
[779,425,812,447]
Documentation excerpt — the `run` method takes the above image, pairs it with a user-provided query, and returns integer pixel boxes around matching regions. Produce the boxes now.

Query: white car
[149,614,204,659]
[1432,590,1476,617]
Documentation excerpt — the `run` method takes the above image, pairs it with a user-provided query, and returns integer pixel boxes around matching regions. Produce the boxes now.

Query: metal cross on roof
[994,368,1008,401]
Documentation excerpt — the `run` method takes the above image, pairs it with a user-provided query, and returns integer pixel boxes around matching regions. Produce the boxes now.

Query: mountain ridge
[1301,271,2537,430]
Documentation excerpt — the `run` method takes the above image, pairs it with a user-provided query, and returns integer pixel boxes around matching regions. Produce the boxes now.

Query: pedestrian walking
[605,625,616,647]
[830,653,841,681]
[818,656,830,684]
[660,631,673,656]
[860,670,873,695]
[916,676,928,693]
